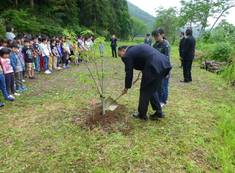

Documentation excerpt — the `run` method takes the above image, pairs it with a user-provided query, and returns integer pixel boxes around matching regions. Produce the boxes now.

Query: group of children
[0,35,78,107]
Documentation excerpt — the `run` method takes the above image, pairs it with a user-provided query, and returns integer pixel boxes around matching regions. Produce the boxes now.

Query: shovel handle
[133,72,141,85]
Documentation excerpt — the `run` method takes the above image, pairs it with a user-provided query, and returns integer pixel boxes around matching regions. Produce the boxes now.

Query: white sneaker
[9,95,15,99]
[14,93,21,96]
[160,103,165,108]
[44,70,52,74]
[22,79,26,83]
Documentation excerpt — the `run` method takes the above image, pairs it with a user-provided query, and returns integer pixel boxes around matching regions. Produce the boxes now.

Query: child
[0,61,15,107]
[22,39,35,79]
[62,38,70,69]
[152,29,170,107]
[40,38,51,74]
[0,48,20,96]
[32,37,41,72]
[10,43,26,92]
[56,40,63,69]
[51,39,60,70]
[47,39,53,71]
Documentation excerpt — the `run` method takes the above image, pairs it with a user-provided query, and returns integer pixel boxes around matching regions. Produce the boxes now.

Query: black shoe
[180,80,191,83]
[133,113,148,121]
[150,112,165,120]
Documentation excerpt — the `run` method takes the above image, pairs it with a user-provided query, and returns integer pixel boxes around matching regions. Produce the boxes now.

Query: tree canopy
[0,0,132,39]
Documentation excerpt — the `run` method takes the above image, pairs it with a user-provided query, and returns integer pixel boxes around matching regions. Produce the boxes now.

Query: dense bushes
[0,9,72,36]
[203,43,233,62]
[221,57,235,86]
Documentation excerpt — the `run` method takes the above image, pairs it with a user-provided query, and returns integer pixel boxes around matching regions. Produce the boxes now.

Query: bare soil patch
[72,104,133,134]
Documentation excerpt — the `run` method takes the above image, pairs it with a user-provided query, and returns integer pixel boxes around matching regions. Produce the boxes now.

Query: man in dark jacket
[118,44,172,120]
[110,35,118,58]
[181,29,196,83]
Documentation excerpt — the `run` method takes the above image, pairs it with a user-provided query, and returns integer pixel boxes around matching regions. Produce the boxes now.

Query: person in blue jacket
[118,44,172,120]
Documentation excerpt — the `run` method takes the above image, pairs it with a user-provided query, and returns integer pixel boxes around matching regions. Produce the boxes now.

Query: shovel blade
[103,96,119,111]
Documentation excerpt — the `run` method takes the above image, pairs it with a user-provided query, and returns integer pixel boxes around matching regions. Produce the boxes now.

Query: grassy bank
[0,44,234,172]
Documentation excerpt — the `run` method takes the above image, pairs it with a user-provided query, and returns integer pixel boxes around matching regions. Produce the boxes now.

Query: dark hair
[11,42,19,49]
[158,28,165,35]
[152,29,160,37]
[146,33,150,37]
[24,39,30,43]
[181,31,185,36]
[6,25,13,32]
[118,46,128,51]
[0,48,10,57]
[42,38,47,42]
[186,28,193,36]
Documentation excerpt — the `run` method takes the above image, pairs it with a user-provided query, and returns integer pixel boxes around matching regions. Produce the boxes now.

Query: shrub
[203,43,233,62]
[0,18,5,38]
[221,57,235,85]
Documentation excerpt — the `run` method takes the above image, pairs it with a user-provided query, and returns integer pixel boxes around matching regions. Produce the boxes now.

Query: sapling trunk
[101,54,105,115]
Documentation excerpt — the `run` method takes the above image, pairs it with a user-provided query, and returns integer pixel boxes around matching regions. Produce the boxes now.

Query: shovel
[104,72,141,111]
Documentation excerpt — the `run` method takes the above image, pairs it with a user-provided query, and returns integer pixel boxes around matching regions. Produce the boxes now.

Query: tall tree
[180,0,235,33]
[130,17,147,40]
[155,7,181,44]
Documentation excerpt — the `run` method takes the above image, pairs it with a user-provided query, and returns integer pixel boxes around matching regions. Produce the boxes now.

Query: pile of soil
[72,104,133,134]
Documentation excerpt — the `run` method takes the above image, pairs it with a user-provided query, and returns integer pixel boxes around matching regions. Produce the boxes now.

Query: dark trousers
[111,46,117,58]
[138,79,162,117]
[0,73,9,99]
[5,72,15,95]
[183,60,193,82]
[62,54,69,66]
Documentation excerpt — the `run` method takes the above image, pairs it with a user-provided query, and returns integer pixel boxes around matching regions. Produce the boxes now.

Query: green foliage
[0,0,132,38]
[180,0,234,32]
[204,43,233,62]
[130,17,147,39]
[0,18,5,38]
[78,0,131,39]
[204,20,235,44]
[221,63,235,85]
[1,9,41,33]
[127,1,155,32]
[155,7,181,44]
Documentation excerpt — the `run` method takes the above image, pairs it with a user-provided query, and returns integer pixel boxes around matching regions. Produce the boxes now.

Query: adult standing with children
[181,28,196,83]
[110,35,118,58]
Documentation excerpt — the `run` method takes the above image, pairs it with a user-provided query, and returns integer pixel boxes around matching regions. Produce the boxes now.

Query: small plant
[64,29,107,115]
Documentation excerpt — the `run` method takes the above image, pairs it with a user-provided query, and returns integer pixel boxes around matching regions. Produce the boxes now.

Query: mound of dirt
[73,105,133,134]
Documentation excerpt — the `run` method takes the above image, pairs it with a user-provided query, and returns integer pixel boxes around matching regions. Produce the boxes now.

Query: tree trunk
[30,0,34,8]
[209,5,235,32]
[15,0,18,7]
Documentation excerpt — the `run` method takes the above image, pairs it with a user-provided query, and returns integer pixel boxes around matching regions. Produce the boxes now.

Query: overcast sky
[128,0,235,26]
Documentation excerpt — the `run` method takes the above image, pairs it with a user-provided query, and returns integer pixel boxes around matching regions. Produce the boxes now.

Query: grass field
[0,43,235,173]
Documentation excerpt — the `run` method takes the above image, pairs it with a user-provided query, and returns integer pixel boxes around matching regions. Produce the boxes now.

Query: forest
[0,0,132,38]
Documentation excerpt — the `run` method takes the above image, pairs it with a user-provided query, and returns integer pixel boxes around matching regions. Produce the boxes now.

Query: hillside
[127,1,155,32]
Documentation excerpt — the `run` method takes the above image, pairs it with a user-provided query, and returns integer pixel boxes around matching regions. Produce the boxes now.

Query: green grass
[0,43,234,173]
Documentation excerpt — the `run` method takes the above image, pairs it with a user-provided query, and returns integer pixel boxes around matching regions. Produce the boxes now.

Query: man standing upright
[181,29,196,83]
[110,35,118,58]
[144,34,152,46]
[118,44,172,121]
